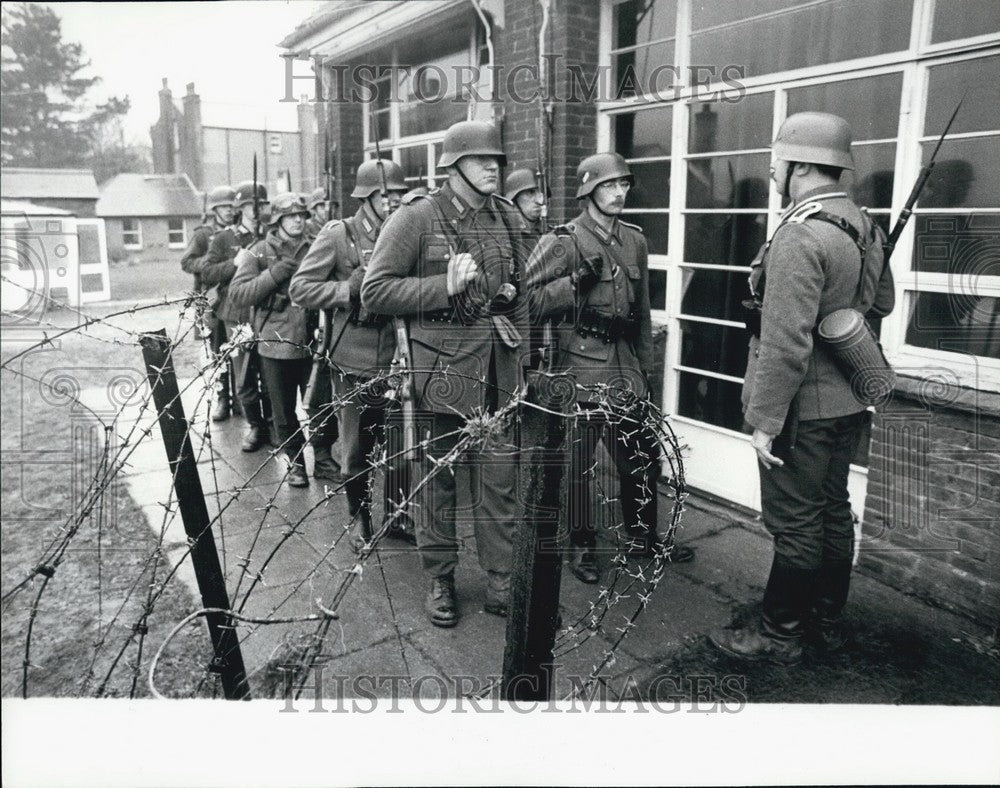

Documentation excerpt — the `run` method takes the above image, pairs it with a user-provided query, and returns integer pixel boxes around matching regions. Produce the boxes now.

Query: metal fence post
[502,375,570,701]
[140,329,251,700]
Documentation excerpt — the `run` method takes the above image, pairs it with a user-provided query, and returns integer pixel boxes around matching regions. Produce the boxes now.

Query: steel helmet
[267,192,310,225]
[437,120,507,168]
[351,159,408,199]
[307,187,327,208]
[575,152,633,199]
[773,112,855,171]
[206,185,236,210]
[233,181,269,208]
[504,168,541,201]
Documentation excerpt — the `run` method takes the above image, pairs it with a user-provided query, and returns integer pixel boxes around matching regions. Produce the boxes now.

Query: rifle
[371,114,417,460]
[303,307,335,411]
[536,0,555,372]
[883,94,965,261]
[323,128,335,223]
[252,152,261,237]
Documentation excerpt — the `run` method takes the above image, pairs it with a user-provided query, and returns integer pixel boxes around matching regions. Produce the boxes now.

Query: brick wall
[496,0,600,225]
[860,378,1000,626]
[106,217,201,265]
[326,66,365,217]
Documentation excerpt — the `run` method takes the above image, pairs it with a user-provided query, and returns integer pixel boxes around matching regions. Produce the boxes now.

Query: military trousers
[332,372,408,512]
[416,411,518,579]
[259,356,335,462]
[758,410,869,570]
[567,401,661,551]
[305,362,339,453]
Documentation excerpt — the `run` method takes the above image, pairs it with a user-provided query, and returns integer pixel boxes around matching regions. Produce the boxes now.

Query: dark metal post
[140,329,251,700]
[502,377,569,701]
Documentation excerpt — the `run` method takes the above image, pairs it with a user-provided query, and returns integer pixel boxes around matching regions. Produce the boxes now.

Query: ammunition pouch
[349,307,390,329]
[576,307,637,344]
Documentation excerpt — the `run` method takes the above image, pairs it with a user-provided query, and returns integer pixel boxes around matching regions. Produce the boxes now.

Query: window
[897,54,1000,364]
[358,20,477,183]
[122,218,141,249]
[167,218,186,248]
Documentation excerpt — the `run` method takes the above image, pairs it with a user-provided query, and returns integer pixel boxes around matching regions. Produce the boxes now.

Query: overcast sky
[48,1,326,143]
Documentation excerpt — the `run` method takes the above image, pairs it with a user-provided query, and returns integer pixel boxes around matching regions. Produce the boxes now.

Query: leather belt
[576,307,637,344]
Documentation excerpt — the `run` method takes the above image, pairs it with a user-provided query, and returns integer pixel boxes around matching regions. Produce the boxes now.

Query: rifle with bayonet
[535,0,555,373]
[883,94,965,262]
[236,154,264,397]
[371,118,418,461]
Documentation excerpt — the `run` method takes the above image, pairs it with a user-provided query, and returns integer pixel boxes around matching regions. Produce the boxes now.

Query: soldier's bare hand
[447,252,478,296]
[751,428,783,469]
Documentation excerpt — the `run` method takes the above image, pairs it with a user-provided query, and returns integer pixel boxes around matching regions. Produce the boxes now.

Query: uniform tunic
[360,181,526,579]
[526,209,653,401]
[743,186,895,568]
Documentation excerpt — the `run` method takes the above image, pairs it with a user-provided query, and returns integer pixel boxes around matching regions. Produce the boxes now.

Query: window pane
[845,142,896,209]
[649,268,667,310]
[691,0,913,81]
[684,213,767,266]
[686,154,770,209]
[931,0,1000,43]
[613,41,676,99]
[614,0,677,49]
[691,0,803,30]
[679,267,749,322]
[905,292,1000,358]
[787,73,902,140]
[398,146,428,182]
[911,214,1000,276]
[621,212,669,255]
[689,95,774,153]
[679,319,749,379]
[628,160,670,208]
[676,370,745,431]
[926,56,1000,136]
[615,106,672,158]
[919,136,1000,209]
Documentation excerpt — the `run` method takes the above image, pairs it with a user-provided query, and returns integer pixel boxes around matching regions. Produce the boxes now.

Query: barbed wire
[2,296,686,701]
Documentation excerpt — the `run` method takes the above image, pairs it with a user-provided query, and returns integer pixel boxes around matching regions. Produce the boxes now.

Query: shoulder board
[403,192,435,206]
[784,200,824,225]
[619,219,643,234]
[552,223,576,236]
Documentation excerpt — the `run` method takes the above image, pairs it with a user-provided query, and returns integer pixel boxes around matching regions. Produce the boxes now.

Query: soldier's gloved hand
[347,265,365,304]
[270,256,298,284]
[447,252,478,296]
[571,255,603,291]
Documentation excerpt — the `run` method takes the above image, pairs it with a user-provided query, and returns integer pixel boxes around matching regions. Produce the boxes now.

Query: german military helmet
[307,187,327,208]
[267,192,310,225]
[504,168,541,201]
[575,152,633,199]
[437,120,507,168]
[233,181,269,208]
[206,185,236,210]
[351,159,408,199]
[772,112,855,171]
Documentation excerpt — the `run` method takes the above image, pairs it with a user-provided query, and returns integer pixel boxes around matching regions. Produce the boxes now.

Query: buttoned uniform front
[360,181,528,580]
[742,186,895,570]
[228,230,336,466]
[526,211,659,561]
[194,223,269,428]
[290,202,408,526]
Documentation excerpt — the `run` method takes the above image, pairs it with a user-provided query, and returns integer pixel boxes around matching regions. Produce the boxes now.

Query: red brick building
[281,0,1000,627]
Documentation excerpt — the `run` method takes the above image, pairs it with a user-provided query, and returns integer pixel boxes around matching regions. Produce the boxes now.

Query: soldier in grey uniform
[710,113,895,663]
[228,193,339,488]
[526,153,693,585]
[504,168,546,243]
[181,185,235,395]
[290,159,415,543]
[361,120,529,627]
[305,187,330,240]
[196,181,269,441]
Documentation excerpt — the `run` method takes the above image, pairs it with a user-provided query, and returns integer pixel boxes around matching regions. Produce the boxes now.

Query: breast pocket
[418,234,452,277]
[584,260,615,308]
[623,263,640,304]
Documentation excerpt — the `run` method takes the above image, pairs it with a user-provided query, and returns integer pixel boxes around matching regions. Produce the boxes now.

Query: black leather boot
[809,558,853,651]
[568,546,599,584]
[312,445,344,483]
[425,573,459,628]
[709,558,811,664]
[211,373,231,422]
[345,477,372,540]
